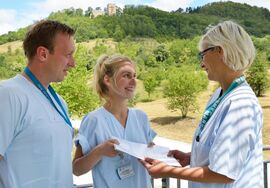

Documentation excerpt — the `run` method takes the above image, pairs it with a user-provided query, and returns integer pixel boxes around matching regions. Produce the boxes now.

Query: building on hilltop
[91,3,120,18]
[107,3,116,16]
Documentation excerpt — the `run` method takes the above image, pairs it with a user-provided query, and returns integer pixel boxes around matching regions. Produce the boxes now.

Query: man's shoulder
[0,75,29,97]
[0,75,25,89]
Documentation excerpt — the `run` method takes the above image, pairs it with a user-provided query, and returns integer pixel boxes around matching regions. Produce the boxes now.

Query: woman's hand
[140,157,174,178]
[147,142,155,148]
[98,139,119,157]
[168,150,191,167]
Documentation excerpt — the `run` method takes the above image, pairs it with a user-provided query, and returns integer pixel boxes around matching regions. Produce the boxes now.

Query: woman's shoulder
[228,82,257,101]
[81,107,104,125]
[129,108,148,118]
[221,82,261,113]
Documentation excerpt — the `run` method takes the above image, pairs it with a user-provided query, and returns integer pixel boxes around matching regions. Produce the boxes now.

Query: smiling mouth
[126,87,135,92]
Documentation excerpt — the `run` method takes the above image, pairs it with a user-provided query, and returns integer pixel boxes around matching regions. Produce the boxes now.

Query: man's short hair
[23,20,75,59]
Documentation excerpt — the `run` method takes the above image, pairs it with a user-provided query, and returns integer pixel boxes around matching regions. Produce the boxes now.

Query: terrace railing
[75,144,270,188]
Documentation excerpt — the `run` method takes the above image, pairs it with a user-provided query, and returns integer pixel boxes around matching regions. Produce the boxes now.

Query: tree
[142,72,159,98]
[116,7,123,16]
[93,42,108,57]
[113,25,125,42]
[174,7,184,13]
[163,66,208,118]
[246,54,270,96]
[144,54,157,67]
[85,7,93,17]
[153,44,169,62]
[75,8,83,16]
[53,45,100,117]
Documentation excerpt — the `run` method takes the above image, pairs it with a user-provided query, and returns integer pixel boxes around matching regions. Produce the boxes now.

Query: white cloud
[0,9,17,34]
[148,0,190,12]
[31,0,109,14]
[0,0,110,35]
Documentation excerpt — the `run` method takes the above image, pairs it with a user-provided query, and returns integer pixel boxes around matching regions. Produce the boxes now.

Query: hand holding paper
[113,137,181,167]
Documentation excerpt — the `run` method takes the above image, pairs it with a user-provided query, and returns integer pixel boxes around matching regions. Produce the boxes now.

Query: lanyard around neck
[24,67,73,129]
[195,75,245,142]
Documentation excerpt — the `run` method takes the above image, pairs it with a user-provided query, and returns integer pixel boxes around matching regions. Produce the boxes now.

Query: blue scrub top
[190,82,263,188]
[0,75,74,188]
[75,107,156,188]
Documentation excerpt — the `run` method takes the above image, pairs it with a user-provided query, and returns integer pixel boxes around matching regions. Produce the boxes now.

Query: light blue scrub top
[0,75,74,188]
[189,82,263,188]
[75,107,157,188]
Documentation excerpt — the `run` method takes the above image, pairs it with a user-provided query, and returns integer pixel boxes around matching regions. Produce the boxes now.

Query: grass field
[136,81,270,160]
[0,41,22,53]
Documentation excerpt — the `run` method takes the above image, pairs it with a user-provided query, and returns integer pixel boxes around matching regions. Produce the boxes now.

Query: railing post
[151,178,154,188]
[264,161,268,188]
[161,178,170,188]
[263,145,270,188]
[177,179,181,188]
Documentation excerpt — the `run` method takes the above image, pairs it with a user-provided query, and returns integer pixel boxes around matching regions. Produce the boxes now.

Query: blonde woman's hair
[93,54,135,101]
[199,20,255,71]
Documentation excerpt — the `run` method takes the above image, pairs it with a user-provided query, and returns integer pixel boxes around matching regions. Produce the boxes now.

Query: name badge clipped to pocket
[117,164,135,180]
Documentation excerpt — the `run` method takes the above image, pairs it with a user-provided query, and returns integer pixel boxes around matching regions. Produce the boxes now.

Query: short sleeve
[137,110,157,143]
[74,113,98,155]
[0,87,20,156]
[208,98,259,180]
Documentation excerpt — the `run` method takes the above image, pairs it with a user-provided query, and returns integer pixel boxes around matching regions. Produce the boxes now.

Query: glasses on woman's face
[197,46,217,62]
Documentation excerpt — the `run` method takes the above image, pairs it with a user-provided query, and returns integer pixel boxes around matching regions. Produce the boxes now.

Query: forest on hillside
[0,1,270,44]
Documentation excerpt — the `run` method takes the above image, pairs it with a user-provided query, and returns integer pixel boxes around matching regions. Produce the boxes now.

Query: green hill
[0,1,269,44]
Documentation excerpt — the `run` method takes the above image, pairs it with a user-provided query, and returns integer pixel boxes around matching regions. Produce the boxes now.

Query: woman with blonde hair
[73,54,156,188]
[141,21,263,188]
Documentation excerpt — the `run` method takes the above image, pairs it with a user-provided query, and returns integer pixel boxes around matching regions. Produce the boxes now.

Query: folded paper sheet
[113,137,181,167]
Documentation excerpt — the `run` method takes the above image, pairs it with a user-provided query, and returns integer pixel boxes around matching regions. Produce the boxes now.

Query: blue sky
[0,0,270,35]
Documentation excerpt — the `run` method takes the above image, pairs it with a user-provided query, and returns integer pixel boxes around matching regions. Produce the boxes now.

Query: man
[0,20,76,188]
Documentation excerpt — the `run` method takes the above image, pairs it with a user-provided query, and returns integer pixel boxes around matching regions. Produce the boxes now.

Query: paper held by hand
[113,137,181,167]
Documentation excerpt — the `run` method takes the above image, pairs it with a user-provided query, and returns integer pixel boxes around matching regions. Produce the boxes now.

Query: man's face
[46,32,75,83]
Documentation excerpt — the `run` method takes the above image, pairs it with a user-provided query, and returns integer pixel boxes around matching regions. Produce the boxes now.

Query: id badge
[117,164,135,180]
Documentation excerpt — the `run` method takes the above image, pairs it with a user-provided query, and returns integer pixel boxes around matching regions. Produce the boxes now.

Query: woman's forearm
[168,166,233,183]
[73,145,103,176]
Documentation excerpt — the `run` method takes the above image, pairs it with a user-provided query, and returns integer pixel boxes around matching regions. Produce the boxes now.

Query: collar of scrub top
[195,75,245,142]
[24,67,73,129]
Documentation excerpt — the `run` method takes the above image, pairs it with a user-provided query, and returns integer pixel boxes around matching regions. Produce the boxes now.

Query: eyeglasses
[197,46,217,62]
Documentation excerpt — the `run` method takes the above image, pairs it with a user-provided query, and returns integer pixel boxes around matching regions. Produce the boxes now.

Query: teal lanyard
[195,75,245,142]
[24,67,73,129]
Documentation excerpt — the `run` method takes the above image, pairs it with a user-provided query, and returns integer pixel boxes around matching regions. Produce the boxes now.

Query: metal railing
[75,145,270,188]
[264,145,270,188]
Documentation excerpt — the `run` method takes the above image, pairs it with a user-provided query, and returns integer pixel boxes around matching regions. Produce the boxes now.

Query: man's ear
[36,46,49,61]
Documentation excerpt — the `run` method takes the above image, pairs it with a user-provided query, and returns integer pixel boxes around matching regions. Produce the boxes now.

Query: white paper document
[113,137,181,167]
